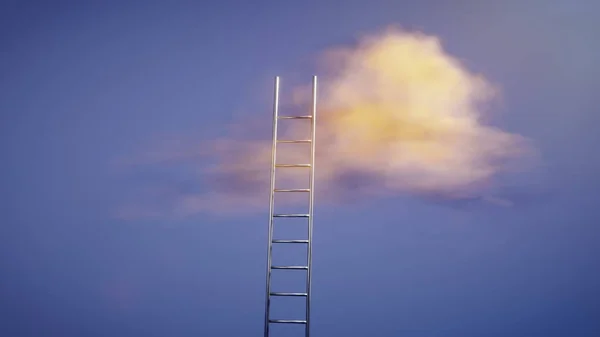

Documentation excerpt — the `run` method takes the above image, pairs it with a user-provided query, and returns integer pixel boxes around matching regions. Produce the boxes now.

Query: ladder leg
[264,76,280,337]
[305,75,317,337]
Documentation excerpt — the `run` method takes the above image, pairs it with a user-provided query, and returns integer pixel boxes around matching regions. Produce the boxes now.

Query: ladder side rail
[305,75,317,337]
[263,76,280,337]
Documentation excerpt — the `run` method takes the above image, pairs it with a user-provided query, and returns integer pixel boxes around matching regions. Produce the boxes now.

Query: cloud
[119,27,534,218]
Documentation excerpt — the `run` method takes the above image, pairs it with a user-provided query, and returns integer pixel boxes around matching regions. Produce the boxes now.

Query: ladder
[264,76,317,337]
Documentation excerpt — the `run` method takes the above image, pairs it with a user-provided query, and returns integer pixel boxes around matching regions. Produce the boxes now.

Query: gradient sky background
[1,1,599,336]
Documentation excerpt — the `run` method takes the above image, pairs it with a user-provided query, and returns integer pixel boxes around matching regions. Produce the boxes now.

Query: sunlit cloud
[119,27,534,218]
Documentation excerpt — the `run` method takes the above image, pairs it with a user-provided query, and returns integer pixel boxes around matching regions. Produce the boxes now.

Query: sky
[1,1,599,336]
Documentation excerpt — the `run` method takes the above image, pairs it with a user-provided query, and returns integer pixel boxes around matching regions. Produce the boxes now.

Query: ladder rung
[269,319,307,324]
[277,140,312,143]
[274,189,310,192]
[273,214,309,218]
[271,265,308,270]
[270,292,308,297]
[278,116,312,119]
[272,239,309,244]
[275,164,311,167]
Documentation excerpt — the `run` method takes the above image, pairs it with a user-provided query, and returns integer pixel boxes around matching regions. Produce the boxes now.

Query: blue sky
[1,1,599,336]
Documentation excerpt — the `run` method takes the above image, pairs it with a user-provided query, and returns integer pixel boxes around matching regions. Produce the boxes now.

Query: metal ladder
[264,76,317,337]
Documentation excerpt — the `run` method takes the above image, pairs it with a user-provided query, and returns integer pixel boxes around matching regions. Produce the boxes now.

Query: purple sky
[1,1,599,336]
